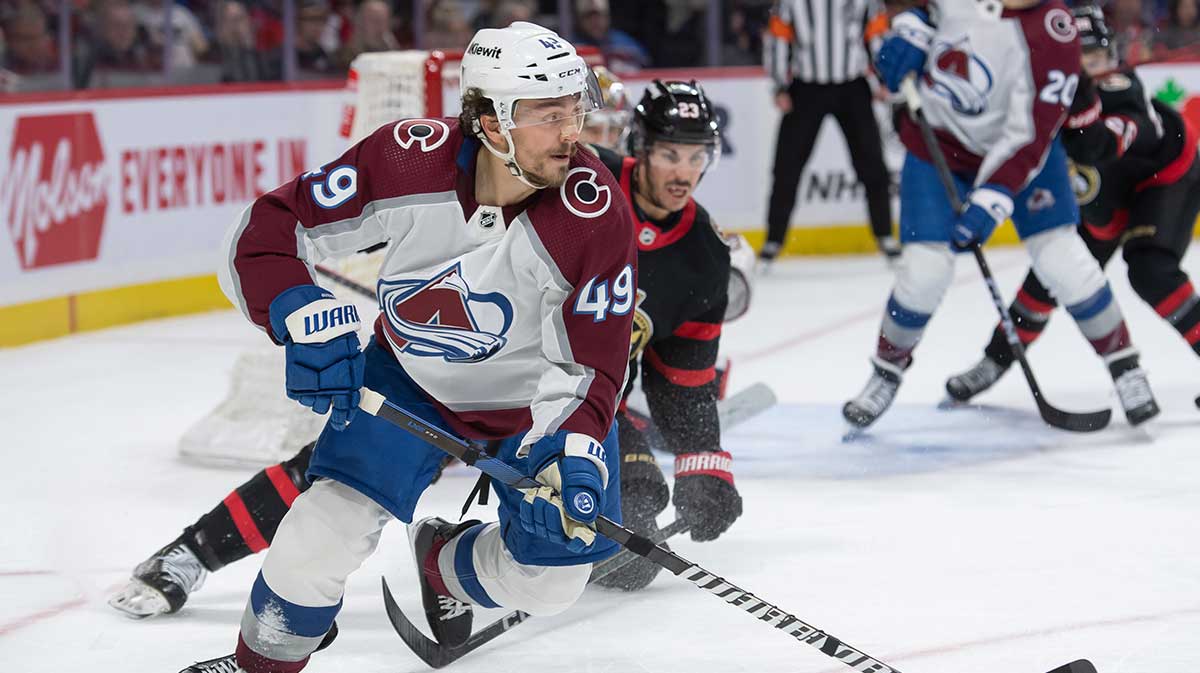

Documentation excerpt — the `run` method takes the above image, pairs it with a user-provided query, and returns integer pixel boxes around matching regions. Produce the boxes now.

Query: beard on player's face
[516,138,578,188]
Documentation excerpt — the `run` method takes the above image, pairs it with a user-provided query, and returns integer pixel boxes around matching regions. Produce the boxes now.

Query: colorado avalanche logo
[560,167,611,219]
[928,38,994,117]
[393,119,450,152]
[1044,8,1077,43]
[379,264,514,363]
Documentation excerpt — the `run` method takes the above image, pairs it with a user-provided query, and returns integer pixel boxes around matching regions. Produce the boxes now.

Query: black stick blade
[1037,398,1112,433]
[1045,659,1097,673]
[381,577,452,669]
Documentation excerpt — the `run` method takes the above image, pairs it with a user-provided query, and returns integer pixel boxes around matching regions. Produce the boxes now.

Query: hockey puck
[1195,395,1200,409]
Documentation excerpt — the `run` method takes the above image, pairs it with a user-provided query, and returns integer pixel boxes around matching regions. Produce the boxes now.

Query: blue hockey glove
[953,186,1014,250]
[519,432,609,554]
[875,9,934,93]
[268,284,365,430]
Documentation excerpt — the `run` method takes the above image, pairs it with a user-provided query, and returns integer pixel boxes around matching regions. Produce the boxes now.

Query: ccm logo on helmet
[393,119,450,152]
[467,43,502,58]
[558,68,582,78]
[560,167,611,219]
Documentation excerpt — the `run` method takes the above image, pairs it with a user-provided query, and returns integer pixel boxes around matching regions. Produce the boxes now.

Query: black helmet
[631,80,721,155]
[1072,3,1114,54]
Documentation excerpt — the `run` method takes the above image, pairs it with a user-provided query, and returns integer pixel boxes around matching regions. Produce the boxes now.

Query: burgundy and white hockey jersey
[219,119,638,447]
[899,0,1082,192]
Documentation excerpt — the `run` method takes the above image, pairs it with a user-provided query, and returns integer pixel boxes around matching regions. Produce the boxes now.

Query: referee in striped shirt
[761,0,896,263]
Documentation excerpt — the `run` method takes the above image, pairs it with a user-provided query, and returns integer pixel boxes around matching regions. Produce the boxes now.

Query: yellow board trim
[737,221,1024,256]
[742,217,1200,256]
[3,218,1199,348]
[0,275,231,348]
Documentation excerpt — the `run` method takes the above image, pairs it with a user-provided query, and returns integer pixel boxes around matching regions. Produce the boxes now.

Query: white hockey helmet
[460,22,603,185]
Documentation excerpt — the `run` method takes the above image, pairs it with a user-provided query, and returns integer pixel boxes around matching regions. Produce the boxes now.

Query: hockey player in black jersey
[587,79,744,590]
[110,78,749,620]
[945,4,1197,421]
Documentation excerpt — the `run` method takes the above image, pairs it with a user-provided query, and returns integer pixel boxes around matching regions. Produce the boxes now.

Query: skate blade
[108,578,171,619]
[841,425,869,443]
[937,397,969,410]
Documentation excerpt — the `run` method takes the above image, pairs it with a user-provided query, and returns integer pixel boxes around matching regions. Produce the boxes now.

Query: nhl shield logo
[638,226,657,246]
[480,210,497,229]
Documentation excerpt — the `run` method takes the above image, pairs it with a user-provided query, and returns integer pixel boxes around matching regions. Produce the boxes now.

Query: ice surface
[2,246,1199,673]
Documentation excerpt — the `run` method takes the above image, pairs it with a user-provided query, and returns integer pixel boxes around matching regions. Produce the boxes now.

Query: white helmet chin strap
[476,122,543,190]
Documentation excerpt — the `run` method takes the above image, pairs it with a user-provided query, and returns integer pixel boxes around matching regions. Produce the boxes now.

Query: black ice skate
[109,536,207,619]
[178,654,242,673]
[178,622,338,673]
[756,241,781,275]
[843,357,904,428]
[945,355,1009,402]
[410,516,481,649]
[1108,353,1159,426]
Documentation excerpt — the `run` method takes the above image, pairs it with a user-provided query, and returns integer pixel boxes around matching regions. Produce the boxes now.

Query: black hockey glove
[672,451,742,542]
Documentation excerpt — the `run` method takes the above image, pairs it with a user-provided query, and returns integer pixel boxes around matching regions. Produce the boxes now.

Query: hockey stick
[379,383,774,667]
[317,258,782,430]
[315,263,375,298]
[317,260,781,428]
[899,77,1111,433]
[382,519,690,669]
[359,389,1091,673]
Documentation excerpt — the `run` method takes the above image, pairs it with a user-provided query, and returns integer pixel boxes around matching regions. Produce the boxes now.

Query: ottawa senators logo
[560,167,611,219]
[628,289,652,361]
[1068,160,1101,206]
[378,263,514,363]
[392,119,450,152]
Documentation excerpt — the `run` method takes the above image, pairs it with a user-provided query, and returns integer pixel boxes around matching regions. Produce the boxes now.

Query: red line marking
[627,65,766,81]
[0,570,57,577]
[738,305,880,364]
[735,256,1021,364]
[813,605,1200,673]
[0,597,87,637]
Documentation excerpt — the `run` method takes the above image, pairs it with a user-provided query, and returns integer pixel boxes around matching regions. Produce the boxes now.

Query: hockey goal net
[181,50,451,468]
[180,47,604,468]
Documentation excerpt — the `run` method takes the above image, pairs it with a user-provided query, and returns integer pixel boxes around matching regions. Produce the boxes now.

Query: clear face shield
[1080,46,1116,76]
[509,68,605,136]
[645,140,721,175]
[581,109,633,150]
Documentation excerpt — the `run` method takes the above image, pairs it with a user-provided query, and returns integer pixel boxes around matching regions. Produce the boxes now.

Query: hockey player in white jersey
[843,0,1158,428]
[183,22,637,673]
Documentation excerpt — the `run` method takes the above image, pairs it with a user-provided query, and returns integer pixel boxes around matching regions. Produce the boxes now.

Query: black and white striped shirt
[764,0,886,87]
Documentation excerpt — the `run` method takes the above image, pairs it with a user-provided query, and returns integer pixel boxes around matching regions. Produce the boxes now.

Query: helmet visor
[510,68,604,131]
[645,139,721,174]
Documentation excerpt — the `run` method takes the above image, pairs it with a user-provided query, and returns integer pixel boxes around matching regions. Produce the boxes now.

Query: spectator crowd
[0,0,1195,93]
[0,0,772,91]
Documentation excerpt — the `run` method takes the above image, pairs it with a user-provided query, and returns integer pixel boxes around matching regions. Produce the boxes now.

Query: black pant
[984,158,1200,367]
[766,77,892,247]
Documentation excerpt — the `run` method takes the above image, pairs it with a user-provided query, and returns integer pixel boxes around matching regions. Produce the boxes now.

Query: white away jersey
[219,119,638,447]
[899,0,1082,192]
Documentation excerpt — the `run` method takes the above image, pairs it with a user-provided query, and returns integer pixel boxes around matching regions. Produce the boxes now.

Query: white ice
[2,245,1199,673]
